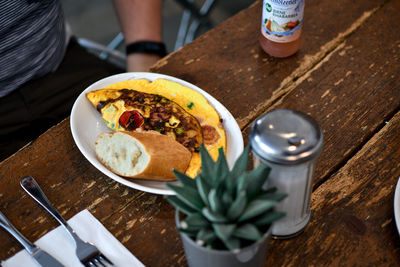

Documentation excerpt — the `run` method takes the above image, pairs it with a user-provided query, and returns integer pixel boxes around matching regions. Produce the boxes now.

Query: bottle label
[261,0,305,43]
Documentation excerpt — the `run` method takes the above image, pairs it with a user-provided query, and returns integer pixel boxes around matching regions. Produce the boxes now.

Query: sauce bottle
[260,0,305,58]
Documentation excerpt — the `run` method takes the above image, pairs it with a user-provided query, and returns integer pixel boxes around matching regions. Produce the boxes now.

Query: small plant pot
[175,210,272,267]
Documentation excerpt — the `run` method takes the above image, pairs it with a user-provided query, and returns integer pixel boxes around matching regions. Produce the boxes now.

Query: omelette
[86,78,226,177]
[88,88,202,153]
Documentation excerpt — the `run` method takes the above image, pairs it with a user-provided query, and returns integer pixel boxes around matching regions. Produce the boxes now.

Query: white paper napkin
[2,209,144,267]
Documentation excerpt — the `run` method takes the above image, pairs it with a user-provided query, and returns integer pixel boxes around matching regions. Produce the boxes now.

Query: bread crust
[95,131,191,181]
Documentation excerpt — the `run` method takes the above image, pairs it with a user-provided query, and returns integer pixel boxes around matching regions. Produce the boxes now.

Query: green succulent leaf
[215,176,227,199]
[226,145,250,197]
[165,196,197,215]
[214,147,230,186]
[167,184,203,211]
[179,222,207,232]
[230,145,251,178]
[258,191,287,202]
[206,238,224,250]
[224,157,241,197]
[196,228,217,246]
[253,211,286,227]
[236,173,248,195]
[208,189,224,214]
[245,164,270,200]
[225,176,237,199]
[222,236,241,251]
[173,170,196,189]
[222,191,233,206]
[183,212,210,228]
[263,187,278,194]
[200,144,216,183]
[238,199,276,222]
[232,223,263,241]
[202,208,228,223]
[227,191,247,220]
[177,227,198,237]
[216,147,229,169]
[225,174,236,198]
[196,174,211,207]
[212,223,236,241]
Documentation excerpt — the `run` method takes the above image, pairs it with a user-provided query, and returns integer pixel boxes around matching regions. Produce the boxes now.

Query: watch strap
[126,41,167,57]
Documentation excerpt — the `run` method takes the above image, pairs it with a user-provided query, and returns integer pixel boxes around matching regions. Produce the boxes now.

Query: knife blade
[0,210,63,267]
[30,247,64,267]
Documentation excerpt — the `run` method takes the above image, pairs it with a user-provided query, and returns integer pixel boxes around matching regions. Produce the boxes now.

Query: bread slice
[95,131,191,181]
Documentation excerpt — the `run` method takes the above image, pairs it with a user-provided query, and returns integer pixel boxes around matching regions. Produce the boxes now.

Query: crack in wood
[312,106,400,194]
[240,6,381,131]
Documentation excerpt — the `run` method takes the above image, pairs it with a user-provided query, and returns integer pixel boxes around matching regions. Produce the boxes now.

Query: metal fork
[20,176,113,267]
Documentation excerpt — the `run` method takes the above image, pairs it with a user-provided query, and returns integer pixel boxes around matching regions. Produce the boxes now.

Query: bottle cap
[249,109,323,165]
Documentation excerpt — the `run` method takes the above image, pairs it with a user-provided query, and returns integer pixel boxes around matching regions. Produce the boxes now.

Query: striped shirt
[0,0,66,98]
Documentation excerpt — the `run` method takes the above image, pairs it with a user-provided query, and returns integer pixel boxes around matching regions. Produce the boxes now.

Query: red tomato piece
[119,110,144,130]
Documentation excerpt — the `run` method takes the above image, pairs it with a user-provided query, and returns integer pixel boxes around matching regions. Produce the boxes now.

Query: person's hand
[126,53,162,72]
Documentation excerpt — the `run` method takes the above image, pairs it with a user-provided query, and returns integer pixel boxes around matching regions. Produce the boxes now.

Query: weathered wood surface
[266,110,400,266]
[0,121,182,266]
[242,0,400,187]
[0,0,399,266]
[153,0,387,129]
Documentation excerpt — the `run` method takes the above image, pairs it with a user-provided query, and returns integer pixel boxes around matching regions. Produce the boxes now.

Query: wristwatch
[126,41,167,57]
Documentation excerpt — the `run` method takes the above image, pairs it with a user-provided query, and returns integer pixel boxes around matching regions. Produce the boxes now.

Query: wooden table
[1,0,400,265]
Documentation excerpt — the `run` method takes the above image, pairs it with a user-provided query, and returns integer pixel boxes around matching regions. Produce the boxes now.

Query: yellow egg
[95,78,226,177]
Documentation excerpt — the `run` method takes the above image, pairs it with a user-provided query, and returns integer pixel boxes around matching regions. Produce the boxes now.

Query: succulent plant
[165,144,286,251]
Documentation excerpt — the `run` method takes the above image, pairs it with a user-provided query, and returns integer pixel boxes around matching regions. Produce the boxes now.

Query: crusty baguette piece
[95,131,191,181]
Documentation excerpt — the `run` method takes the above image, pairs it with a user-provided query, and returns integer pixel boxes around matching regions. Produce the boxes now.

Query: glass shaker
[249,109,323,238]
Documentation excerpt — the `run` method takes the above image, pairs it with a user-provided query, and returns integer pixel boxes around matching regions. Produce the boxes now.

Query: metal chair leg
[174,0,217,50]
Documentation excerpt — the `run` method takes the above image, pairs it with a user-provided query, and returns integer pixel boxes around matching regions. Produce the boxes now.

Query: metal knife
[0,210,64,267]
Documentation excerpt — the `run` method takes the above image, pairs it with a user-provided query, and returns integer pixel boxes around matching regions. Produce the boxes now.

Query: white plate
[394,177,400,234]
[70,72,244,195]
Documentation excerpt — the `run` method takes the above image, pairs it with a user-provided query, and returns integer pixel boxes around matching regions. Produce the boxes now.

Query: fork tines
[84,253,113,267]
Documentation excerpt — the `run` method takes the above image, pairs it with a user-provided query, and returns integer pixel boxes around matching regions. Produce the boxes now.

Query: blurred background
[61,0,254,64]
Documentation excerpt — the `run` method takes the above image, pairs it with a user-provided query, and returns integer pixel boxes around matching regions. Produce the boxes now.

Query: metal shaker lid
[249,109,323,165]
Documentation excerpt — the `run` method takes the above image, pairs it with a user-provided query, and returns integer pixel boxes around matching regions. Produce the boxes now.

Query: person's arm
[112,0,163,72]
